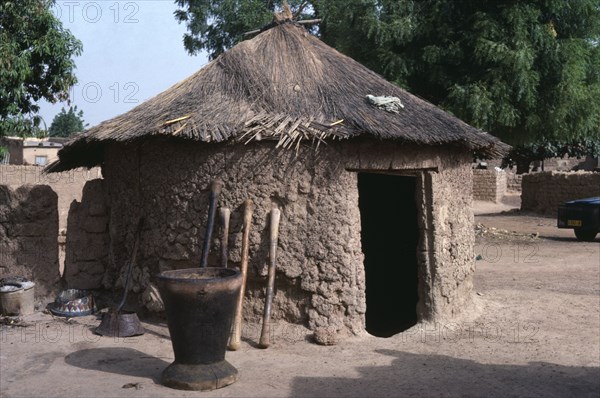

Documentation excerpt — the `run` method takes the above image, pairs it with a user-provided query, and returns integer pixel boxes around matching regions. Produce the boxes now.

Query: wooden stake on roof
[293,1,310,19]
[243,1,321,36]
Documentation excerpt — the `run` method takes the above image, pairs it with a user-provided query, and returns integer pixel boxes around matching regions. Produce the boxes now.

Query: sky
[38,0,208,128]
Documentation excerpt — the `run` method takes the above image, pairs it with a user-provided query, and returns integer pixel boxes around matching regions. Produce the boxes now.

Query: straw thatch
[47,22,509,172]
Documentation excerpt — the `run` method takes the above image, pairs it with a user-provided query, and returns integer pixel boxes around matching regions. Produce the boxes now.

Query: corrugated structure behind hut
[46,21,508,343]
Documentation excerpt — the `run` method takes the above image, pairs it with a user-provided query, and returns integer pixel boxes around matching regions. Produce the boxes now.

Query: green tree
[375,0,600,146]
[0,0,83,136]
[48,106,87,137]
[174,0,600,146]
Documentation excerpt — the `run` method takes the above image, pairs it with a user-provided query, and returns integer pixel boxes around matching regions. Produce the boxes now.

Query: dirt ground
[1,195,599,397]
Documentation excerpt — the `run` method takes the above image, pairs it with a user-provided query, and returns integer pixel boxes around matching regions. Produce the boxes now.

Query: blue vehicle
[557,197,600,241]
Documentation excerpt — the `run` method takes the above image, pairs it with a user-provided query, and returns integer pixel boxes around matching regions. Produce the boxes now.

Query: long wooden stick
[116,218,144,313]
[228,200,254,351]
[200,180,222,268]
[258,207,281,349]
[219,207,231,268]
[243,19,322,36]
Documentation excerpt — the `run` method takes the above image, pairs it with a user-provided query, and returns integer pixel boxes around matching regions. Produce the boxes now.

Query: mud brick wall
[63,179,110,290]
[506,172,522,193]
[0,185,60,297]
[539,156,598,172]
[521,171,600,214]
[472,169,507,202]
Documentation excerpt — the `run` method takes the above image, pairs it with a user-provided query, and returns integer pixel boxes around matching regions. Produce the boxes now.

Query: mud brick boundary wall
[506,173,522,193]
[0,165,101,231]
[0,185,60,297]
[473,169,506,203]
[521,171,600,214]
[0,166,102,280]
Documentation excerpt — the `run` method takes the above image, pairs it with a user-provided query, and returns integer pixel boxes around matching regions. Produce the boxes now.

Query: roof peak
[244,2,320,37]
[273,1,293,24]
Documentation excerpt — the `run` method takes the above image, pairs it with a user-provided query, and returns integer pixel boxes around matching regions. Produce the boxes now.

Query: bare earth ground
[1,194,599,397]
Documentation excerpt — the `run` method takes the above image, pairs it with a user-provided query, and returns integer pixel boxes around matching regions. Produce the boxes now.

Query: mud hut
[47,20,508,343]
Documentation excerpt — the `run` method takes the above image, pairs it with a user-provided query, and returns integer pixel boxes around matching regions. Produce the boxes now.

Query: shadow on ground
[64,347,169,384]
[291,349,600,397]
[475,210,554,219]
[543,235,600,243]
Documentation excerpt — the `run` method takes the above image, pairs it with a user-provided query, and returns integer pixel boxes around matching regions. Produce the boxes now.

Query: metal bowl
[48,289,96,317]
[0,276,35,292]
[95,310,145,337]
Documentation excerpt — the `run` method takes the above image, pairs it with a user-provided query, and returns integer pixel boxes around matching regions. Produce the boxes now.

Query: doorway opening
[357,172,419,337]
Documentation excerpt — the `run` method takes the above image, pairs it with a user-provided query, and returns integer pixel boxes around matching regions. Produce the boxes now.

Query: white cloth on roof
[366,94,405,114]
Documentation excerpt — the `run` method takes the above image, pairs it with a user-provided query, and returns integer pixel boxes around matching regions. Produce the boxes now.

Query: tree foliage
[0,114,47,138]
[501,138,599,173]
[48,106,87,137]
[174,0,278,58]
[174,0,600,146]
[0,0,82,136]
[382,0,600,146]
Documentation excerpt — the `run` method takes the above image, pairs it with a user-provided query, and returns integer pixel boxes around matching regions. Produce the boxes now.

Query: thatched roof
[47,21,509,172]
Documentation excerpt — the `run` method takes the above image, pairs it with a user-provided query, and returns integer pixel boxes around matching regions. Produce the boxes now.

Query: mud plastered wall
[521,171,600,214]
[0,165,102,274]
[64,179,110,289]
[427,165,476,321]
[0,185,60,297]
[101,138,475,340]
[0,166,102,231]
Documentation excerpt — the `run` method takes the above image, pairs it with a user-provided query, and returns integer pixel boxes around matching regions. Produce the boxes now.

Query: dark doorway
[357,173,419,337]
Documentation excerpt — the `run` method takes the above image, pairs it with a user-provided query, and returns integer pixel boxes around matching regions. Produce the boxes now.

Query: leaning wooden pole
[200,180,222,268]
[228,200,254,351]
[219,207,231,268]
[258,207,281,349]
